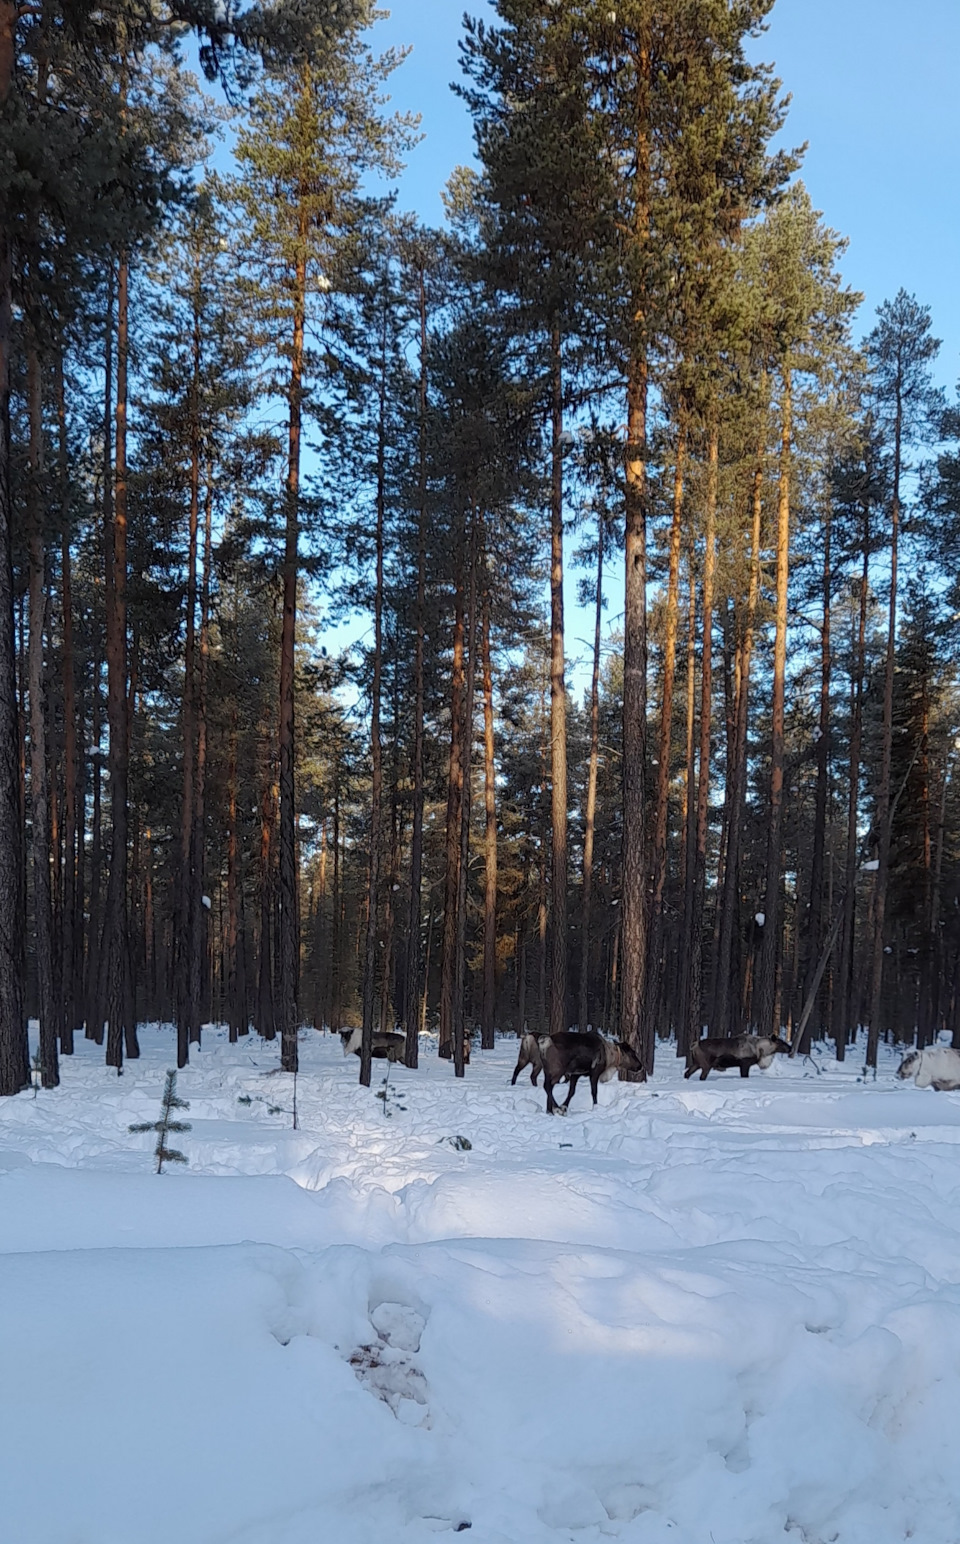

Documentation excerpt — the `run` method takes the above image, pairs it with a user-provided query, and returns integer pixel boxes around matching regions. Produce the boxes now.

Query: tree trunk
[257,767,276,1039]
[439,575,465,1059]
[99,249,135,1070]
[402,258,429,1069]
[800,489,832,1050]
[481,580,497,1050]
[677,545,698,1057]
[176,299,202,1068]
[578,516,604,1032]
[188,473,213,1043]
[621,25,651,1074]
[226,712,243,1041]
[685,424,718,1052]
[454,544,478,1077]
[622,349,649,1072]
[549,325,568,1039]
[756,368,792,1038]
[278,232,306,1075]
[648,420,685,1032]
[26,342,57,1087]
[55,349,79,1054]
[359,307,388,1089]
[715,439,764,1038]
[866,387,902,1066]
[0,0,29,1095]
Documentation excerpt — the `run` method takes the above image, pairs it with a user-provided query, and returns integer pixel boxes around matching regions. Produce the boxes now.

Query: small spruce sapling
[130,1070,192,1173]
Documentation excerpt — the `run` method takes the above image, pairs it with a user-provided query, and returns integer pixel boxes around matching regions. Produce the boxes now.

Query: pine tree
[129,1069,192,1173]
[863,292,942,1067]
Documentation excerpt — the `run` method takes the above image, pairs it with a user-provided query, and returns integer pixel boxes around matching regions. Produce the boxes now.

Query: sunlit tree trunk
[548,325,568,1039]
[481,580,498,1050]
[578,518,604,1032]
[757,369,792,1037]
[685,425,718,1051]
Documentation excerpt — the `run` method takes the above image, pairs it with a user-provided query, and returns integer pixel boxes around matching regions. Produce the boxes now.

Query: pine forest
[3,0,960,1099]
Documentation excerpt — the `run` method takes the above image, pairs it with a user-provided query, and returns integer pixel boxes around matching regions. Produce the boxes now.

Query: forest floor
[2,1026,960,1544]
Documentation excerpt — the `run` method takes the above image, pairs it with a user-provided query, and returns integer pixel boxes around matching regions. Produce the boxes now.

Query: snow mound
[2,1025,960,1543]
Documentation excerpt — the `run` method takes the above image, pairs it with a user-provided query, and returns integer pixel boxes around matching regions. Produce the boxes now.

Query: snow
[3,1027,960,1543]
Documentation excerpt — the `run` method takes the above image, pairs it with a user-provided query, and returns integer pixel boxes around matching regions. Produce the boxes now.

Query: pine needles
[129,1069,192,1173]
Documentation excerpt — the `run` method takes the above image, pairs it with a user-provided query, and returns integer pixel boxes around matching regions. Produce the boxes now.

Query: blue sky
[373,0,960,388]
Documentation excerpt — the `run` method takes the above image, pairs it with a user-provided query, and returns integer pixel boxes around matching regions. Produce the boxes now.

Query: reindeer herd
[340,1022,960,1115]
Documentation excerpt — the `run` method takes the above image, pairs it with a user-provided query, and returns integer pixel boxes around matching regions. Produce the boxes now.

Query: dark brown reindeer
[538,1031,643,1115]
[684,1033,790,1081]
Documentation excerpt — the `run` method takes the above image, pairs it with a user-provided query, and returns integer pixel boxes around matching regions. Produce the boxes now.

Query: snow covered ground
[3,1026,960,1544]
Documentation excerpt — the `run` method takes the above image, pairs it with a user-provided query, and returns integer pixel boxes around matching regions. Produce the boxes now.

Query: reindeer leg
[562,1074,580,1112]
[740,1063,750,1078]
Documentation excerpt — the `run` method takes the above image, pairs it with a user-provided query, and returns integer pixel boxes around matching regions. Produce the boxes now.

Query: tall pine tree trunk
[454,543,478,1078]
[622,349,649,1072]
[359,308,387,1089]
[866,398,902,1067]
[578,518,604,1032]
[278,233,306,1075]
[648,420,686,1031]
[757,368,792,1037]
[481,580,497,1050]
[621,28,651,1075]
[549,326,568,1039]
[99,250,135,1070]
[189,475,213,1042]
[715,441,764,1038]
[257,765,277,1039]
[176,310,201,1068]
[833,506,870,1058]
[685,425,718,1051]
[0,1,28,1095]
[55,350,79,1054]
[26,341,57,1086]
[403,259,429,1068]
[677,546,698,1056]
[439,573,465,1060]
[800,492,832,1049]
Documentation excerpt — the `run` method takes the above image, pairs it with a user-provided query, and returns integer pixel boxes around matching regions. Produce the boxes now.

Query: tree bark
[621,28,650,1074]
[677,545,698,1056]
[454,544,478,1077]
[800,489,832,1050]
[439,575,465,1059]
[756,369,792,1038]
[647,421,685,1032]
[548,325,568,1039]
[685,424,718,1052]
[176,288,202,1068]
[402,257,429,1068]
[715,439,764,1038]
[26,342,57,1086]
[0,0,29,1095]
[866,384,902,1066]
[481,579,497,1050]
[622,350,649,1071]
[578,516,604,1032]
[359,304,388,1089]
[55,349,79,1054]
[278,230,306,1075]
[98,250,135,1070]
